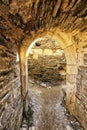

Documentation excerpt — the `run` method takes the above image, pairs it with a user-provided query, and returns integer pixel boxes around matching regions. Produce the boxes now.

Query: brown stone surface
[0,0,87,130]
[28,54,66,85]
[0,43,23,130]
[0,0,87,45]
[76,65,87,130]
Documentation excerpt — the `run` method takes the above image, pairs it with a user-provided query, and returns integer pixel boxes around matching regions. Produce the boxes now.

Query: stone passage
[0,0,87,130]
[25,79,84,130]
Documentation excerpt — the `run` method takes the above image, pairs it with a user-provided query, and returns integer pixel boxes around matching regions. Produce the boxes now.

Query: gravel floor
[20,79,84,130]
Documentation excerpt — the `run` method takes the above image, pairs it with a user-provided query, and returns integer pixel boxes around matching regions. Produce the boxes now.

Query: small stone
[22,124,28,127]
[40,83,47,87]
[66,125,72,130]
[29,127,32,130]
[47,86,51,89]
[29,126,36,130]
[66,113,69,116]
[32,127,36,130]
[70,121,74,124]
[23,119,27,123]
[20,128,27,130]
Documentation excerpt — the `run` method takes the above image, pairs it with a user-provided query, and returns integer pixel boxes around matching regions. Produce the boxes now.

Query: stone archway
[20,30,77,116]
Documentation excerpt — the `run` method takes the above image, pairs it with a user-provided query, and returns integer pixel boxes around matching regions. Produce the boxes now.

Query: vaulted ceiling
[0,0,87,47]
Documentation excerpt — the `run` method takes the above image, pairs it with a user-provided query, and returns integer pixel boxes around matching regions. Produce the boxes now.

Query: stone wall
[28,48,66,85]
[0,1,87,130]
[28,41,87,130]
[75,36,87,130]
[0,44,23,130]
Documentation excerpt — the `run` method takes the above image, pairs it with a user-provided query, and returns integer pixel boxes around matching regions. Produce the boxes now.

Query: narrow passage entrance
[20,37,83,130]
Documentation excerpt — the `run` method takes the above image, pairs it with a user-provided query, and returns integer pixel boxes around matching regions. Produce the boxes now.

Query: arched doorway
[20,30,77,116]
[26,35,67,129]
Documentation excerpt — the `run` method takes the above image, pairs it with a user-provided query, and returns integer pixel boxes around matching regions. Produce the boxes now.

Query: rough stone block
[66,74,76,84]
[78,66,87,78]
[64,44,77,65]
[75,98,85,123]
[33,54,38,59]
[33,49,42,55]
[54,49,64,56]
[43,49,53,55]
[78,52,84,66]
[66,65,77,74]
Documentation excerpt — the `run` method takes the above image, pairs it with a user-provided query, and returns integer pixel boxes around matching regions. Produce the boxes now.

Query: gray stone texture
[0,45,23,130]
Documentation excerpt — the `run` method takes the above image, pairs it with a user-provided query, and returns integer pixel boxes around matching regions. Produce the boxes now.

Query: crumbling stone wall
[0,0,87,130]
[28,48,66,85]
[75,34,87,129]
[0,43,23,130]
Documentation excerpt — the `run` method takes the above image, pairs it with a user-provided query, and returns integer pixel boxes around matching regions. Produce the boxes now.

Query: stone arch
[20,30,77,115]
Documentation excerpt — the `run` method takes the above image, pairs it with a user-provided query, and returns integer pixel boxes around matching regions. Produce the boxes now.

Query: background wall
[28,48,66,85]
